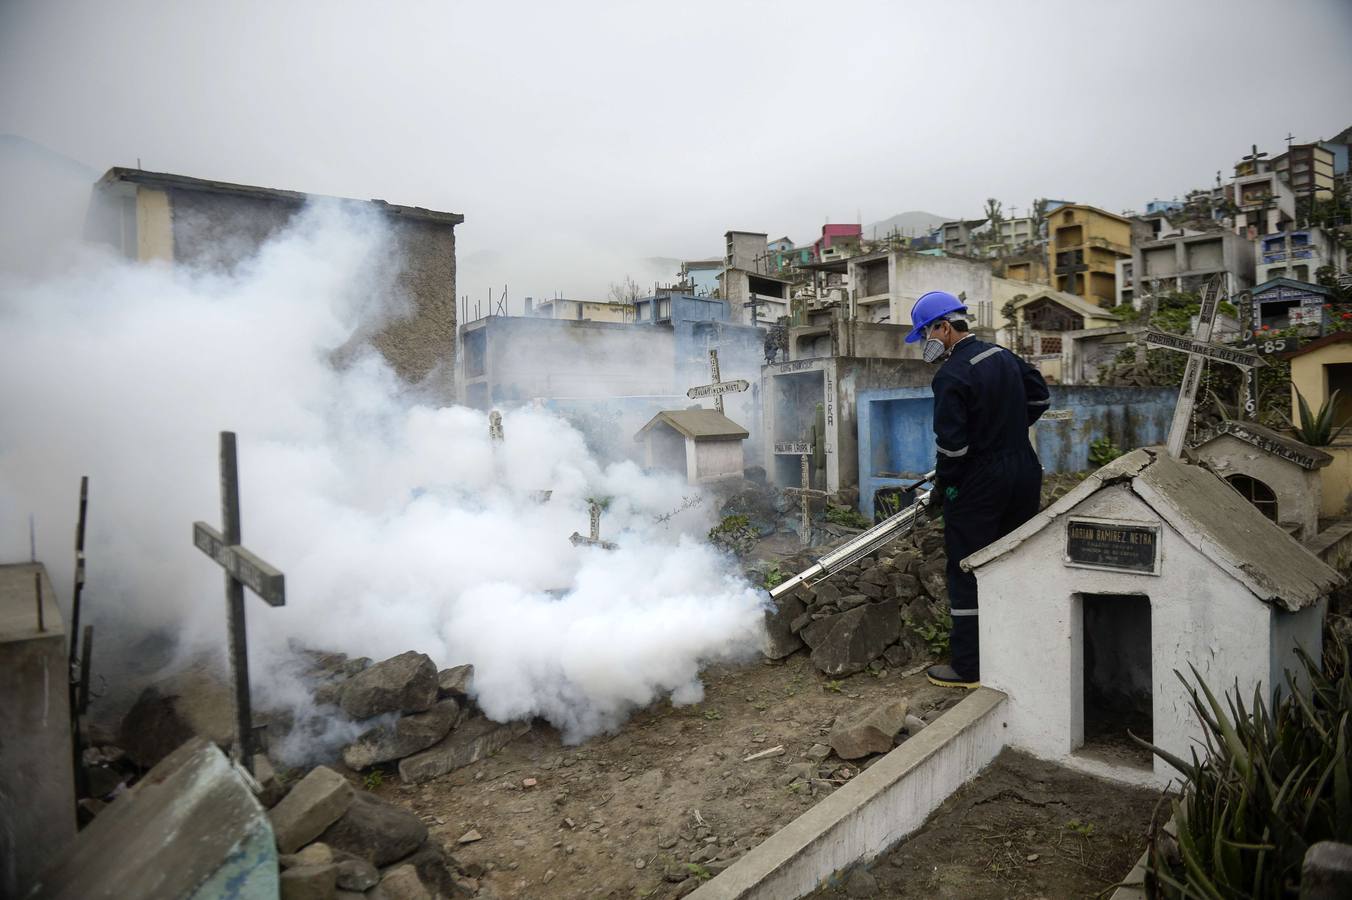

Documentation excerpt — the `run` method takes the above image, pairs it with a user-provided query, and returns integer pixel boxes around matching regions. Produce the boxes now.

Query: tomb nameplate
[1064,516,1161,575]
[774,440,812,455]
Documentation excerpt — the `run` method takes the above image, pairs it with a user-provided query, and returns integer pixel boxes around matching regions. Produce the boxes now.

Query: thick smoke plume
[0,203,767,748]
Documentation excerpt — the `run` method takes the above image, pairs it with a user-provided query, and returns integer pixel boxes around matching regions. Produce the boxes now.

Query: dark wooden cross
[570,500,617,551]
[686,349,749,415]
[783,454,830,546]
[743,296,768,324]
[193,432,285,772]
[1241,144,1268,171]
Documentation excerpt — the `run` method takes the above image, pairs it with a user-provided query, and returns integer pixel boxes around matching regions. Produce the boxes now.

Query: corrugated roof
[635,409,750,441]
[963,448,1343,611]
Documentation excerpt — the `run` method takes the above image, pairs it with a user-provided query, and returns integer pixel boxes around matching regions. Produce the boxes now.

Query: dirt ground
[812,750,1165,900]
[372,652,965,899]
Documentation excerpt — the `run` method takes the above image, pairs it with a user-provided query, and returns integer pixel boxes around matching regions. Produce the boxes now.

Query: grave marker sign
[192,431,286,772]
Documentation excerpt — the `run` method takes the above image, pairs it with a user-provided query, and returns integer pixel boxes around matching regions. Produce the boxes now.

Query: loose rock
[335,857,379,891]
[809,600,901,676]
[340,651,439,720]
[341,699,460,769]
[280,863,337,900]
[436,664,474,699]
[845,868,879,898]
[829,699,910,760]
[399,716,531,784]
[372,864,432,900]
[269,766,355,855]
[319,791,428,866]
[763,593,806,660]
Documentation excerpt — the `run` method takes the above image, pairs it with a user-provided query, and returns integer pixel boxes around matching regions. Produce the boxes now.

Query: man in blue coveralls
[905,291,1050,689]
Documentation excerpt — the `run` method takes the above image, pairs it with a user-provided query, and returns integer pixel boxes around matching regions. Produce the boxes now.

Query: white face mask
[922,322,948,364]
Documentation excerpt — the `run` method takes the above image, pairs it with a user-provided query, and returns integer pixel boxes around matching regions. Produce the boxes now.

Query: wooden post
[783,454,831,546]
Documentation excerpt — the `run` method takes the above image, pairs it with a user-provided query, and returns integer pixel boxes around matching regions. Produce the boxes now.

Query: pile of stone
[264,763,477,899]
[763,519,951,676]
[307,651,530,786]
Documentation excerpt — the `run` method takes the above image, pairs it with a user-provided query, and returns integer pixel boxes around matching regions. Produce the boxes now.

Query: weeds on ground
[762,565,786,589]
[363,768,385,791]
[823,680,844,693]
[825,505,871,529]
[911,612,952,658]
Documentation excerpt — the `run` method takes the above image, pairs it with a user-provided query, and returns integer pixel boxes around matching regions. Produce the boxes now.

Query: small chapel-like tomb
[634,409,748,484]
[963,447,1342,787]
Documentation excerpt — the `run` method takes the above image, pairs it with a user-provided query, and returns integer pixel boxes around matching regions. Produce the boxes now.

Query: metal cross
[570,500,617,550]
[192,432,285,772]
[1241,144,1268,170]
[783,454,830,546]
[686,349,749,415]
[1149,277,1263,458]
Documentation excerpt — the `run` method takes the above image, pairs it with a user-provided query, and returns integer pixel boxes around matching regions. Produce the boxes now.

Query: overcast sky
[2,0,1350,307]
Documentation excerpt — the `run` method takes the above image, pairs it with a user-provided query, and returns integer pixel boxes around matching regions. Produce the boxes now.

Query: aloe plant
[1291,387,1352,446]
[1140,634,1352,897]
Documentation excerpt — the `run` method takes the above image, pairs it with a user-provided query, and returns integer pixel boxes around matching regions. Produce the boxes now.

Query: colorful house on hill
[813,224,862,262]
[1283,331,1352,516]
[1250,277,1336,332]
[1046,204,1132,306]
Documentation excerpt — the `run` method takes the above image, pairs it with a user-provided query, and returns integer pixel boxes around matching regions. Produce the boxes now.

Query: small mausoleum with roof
[1189,420,1331,540]
[963,448,1342,787]
[634,409,748,484]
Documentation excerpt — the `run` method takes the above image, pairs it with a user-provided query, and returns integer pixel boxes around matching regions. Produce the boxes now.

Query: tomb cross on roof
[686,349,748,415]
[1145,276,1264,458]
[783,454,831,546]
[192,432,286,773]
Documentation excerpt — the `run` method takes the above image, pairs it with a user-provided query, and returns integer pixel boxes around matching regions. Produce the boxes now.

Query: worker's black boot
[926,664,980,690]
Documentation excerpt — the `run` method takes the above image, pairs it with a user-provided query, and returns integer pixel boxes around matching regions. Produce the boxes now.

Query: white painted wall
[976,484,1294,787]
[693,438,745,482]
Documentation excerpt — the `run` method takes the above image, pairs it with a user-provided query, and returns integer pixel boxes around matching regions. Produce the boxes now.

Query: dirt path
[373,653,963,899]
[812,750,1165,900]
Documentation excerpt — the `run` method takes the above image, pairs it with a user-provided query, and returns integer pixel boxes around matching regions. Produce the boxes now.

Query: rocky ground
[371,654,966,899]
[810,750,1165,900]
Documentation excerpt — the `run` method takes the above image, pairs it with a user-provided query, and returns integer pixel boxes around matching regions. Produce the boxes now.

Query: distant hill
[864,210,955,239]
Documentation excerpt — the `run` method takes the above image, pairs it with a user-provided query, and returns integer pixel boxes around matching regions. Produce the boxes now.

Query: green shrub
[1089,436,1124,467]
[824,505,870,529]
[1290,387,1352,446]
[1142,635,1351,897]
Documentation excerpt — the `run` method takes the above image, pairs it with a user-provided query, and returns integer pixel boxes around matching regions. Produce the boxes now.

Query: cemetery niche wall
[963,447,1341,788]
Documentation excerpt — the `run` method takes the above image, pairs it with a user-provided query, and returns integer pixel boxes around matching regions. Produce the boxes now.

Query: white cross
[686,349,749,415]
[782,454,830,546]
[570,500,617,550]
[1144,276,1264,458]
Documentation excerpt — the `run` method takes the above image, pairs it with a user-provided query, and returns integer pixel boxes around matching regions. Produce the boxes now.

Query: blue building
[1144,199,1185,215]
[854,385,1178,519]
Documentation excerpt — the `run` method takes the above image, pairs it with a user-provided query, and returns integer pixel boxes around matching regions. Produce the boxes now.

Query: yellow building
[1286,332,1352,516]
[1046,204,1132,306]
[531,298,635,323]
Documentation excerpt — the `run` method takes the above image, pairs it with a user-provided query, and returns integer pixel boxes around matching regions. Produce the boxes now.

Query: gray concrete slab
[26,737,277,900]
[0,562,75,900]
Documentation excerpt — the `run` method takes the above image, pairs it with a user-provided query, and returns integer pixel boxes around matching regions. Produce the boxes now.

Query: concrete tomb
[27,737,277,900]
[634,409,748,484]
[1190,419,1331,540]
[964,448,1341,787]
[0,563,77,900]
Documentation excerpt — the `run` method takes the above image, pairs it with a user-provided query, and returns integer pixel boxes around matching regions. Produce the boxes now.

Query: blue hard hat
[905,291,968,343]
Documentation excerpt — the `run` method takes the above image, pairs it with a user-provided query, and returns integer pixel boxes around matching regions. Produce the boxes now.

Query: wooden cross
[743,296,768,324]
[783,454,830,546]
[192,432,285,772]
[686,349,749,414]
[569,500,617,550]
[1145,277,1264,458]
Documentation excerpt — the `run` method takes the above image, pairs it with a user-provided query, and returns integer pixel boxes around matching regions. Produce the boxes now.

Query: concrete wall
[692,438,745,482]
[135,187,174,262]
[854,385,1177,519]
[460,316,676,407]
[0,563,76,899]
[762,357,933,495]
[975,485,1312,787]
[888,254,993,332]
[1290,345,1352,515]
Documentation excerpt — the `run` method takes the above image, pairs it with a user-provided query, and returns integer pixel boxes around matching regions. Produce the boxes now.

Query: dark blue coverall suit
[931,336,1050,679]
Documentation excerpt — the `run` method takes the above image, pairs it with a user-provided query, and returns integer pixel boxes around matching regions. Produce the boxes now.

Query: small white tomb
[964,447,1341,787]
[1189,420,1331,541]
[634,409,748,484]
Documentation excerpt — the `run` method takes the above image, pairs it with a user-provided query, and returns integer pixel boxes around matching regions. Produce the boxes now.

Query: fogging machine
[768,470,937,600]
